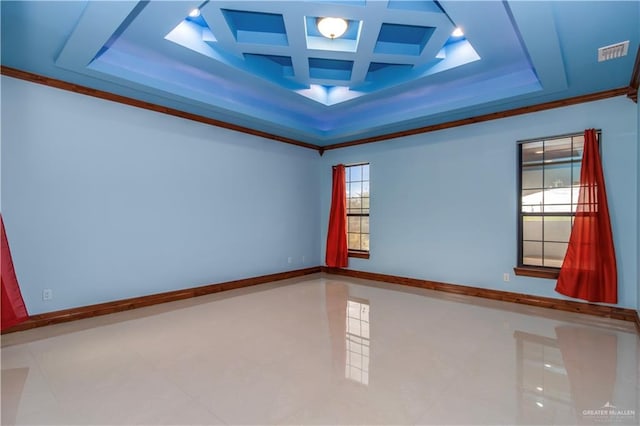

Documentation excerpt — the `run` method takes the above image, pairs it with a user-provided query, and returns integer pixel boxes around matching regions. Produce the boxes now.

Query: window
[517,132,596,275]
[346,163,370,257]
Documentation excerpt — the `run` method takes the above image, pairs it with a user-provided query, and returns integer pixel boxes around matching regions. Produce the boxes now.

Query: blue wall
[1,76,321,314]
[2,76,638,315]
[320,97,638,309]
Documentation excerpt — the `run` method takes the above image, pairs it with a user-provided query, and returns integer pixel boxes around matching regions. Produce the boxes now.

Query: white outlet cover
[42,289,53,300]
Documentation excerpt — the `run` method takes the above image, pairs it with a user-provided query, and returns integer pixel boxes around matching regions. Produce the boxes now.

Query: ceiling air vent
[597,40,629,62]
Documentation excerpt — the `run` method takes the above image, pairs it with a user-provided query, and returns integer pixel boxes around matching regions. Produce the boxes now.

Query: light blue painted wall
[1,76,321,315]
[2,76,638,315]
[320,97,638,309]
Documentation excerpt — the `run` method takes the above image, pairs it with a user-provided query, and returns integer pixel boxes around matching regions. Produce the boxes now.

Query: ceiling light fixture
[451,27,464,37]
[317,17,348,39]
[188,8,201,18]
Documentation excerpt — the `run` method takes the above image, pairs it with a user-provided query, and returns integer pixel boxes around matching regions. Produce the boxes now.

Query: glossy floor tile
[2,273,638,425]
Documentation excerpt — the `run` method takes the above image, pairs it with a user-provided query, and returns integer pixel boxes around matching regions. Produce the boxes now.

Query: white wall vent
[598,40,629,62]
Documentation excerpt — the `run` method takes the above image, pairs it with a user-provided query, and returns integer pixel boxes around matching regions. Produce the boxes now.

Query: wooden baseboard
[5,266,637,335]
[2,267,321,334]
[322,267,639,328]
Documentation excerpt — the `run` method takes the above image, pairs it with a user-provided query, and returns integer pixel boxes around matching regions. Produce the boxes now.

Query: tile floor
[1,273,638,425]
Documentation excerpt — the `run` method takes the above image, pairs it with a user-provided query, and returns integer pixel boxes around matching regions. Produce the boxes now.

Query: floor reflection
[325,281,370,385]
[325,282,348,378]
[345,297,370,385]
[556,325,619,423]
[516,326,636,425]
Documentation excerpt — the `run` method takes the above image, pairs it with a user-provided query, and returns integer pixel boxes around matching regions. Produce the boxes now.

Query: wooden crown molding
[321,267,639,332]
[1,66,633,153]
[0,66,322,152]
[1,266,321,334]
[321,87,629,151]
[628,46,640,103]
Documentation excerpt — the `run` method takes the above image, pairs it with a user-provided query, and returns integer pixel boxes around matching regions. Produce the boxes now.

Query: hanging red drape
[326,165,348,267]
[1,215,29,330]
[555,129,617,303]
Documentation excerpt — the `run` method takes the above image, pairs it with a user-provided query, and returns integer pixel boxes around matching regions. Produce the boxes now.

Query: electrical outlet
[287,257,293,264]
[42,289,53,301]
[503,273,510,282]
[302,255,306,264]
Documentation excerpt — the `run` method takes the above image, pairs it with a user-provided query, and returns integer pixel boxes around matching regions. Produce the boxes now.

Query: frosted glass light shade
[317,17,348,39]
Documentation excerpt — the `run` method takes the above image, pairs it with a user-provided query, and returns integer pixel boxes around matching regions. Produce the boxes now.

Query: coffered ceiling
[2,1,638,146]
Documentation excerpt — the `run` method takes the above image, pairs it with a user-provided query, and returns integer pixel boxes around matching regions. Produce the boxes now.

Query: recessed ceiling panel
[159,0,481,106]
[375,23,435,56]
[244,54,294,78]
[366,62,413,82]
[222,9,288,46]
[387,0,443,13]
[309,58,354,81]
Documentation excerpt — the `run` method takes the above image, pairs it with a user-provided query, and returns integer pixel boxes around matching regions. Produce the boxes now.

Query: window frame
[345,163,370,259]
[514,131,601,279]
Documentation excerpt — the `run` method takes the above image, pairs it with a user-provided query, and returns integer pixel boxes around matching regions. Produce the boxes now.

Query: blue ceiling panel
[377,23,435,46]
[222,9,286,35]
[309,58,354,81]
[366,62,413,82]
[221,9,288,45]
[244,54,294,78]
[322,0,367,7]
[387,1,443,13]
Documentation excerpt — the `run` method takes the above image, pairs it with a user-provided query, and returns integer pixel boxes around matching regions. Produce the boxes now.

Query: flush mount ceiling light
[317,17,348,39]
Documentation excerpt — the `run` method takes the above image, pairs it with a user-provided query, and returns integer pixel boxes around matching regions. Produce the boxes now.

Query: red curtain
[555,129,617,303]
[326,165,348,267]
[1,215,29,330]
